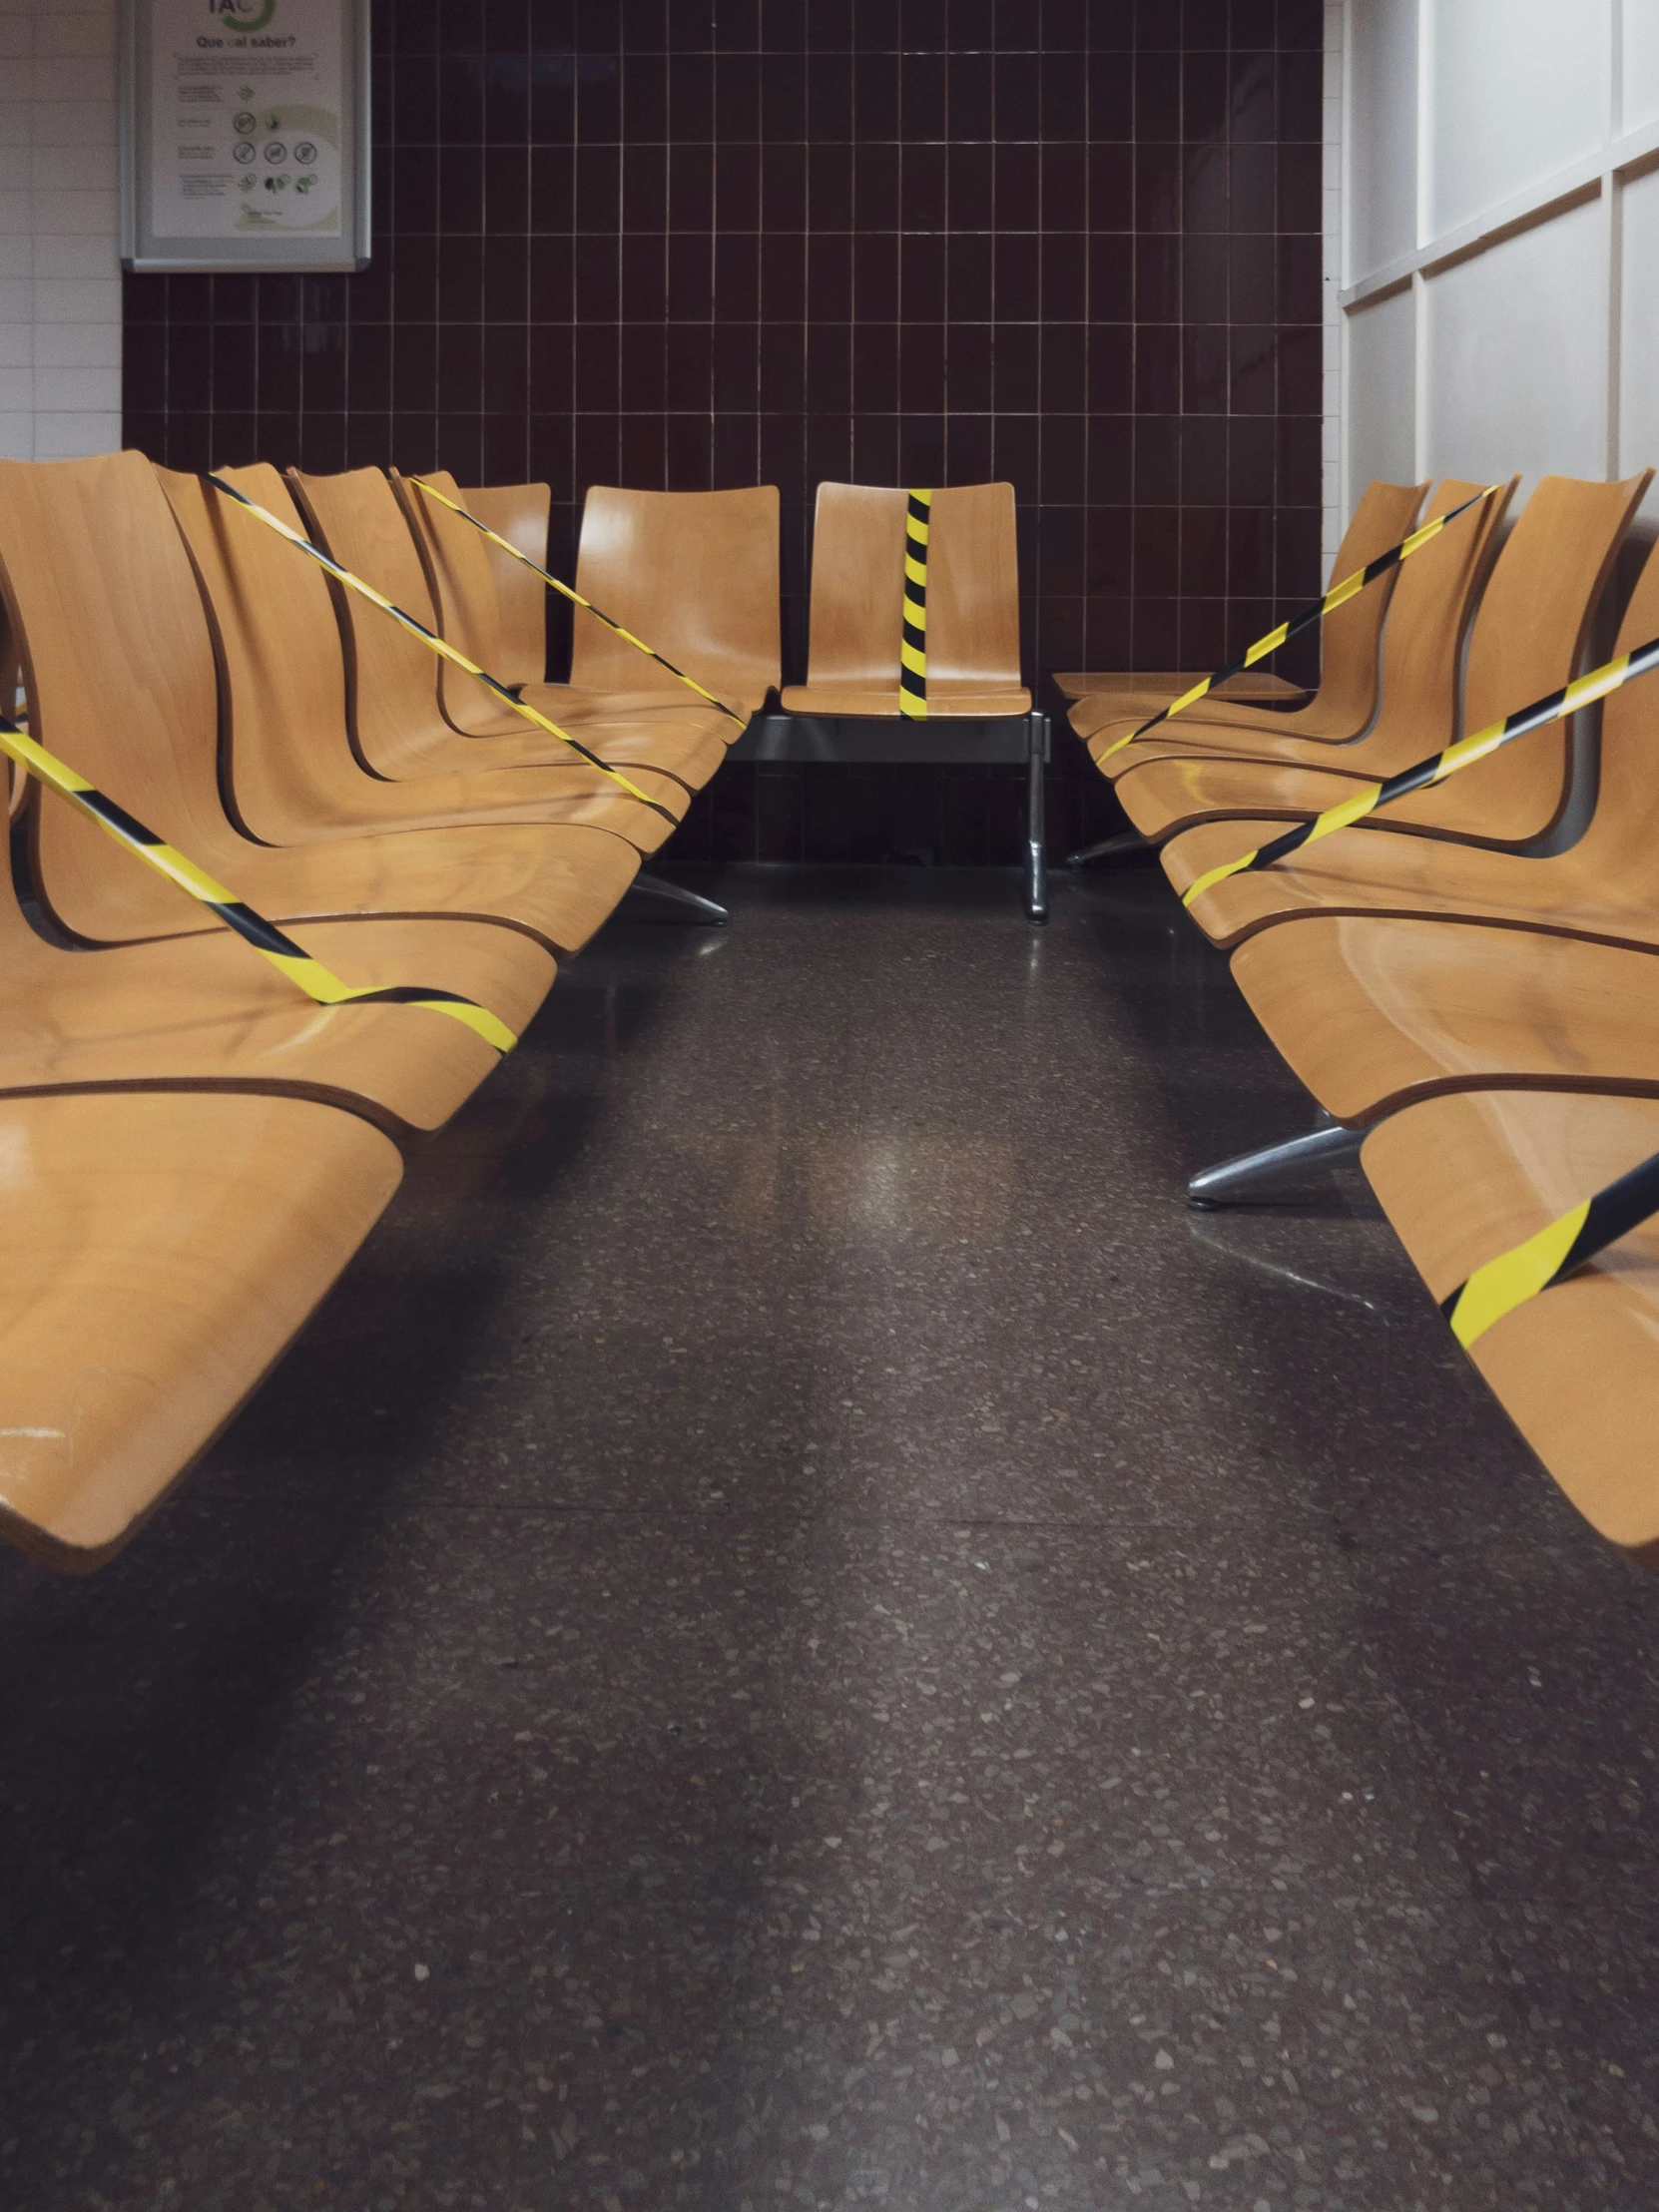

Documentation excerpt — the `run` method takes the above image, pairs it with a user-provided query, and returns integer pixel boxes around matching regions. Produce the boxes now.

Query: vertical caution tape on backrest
[900,489,931,720]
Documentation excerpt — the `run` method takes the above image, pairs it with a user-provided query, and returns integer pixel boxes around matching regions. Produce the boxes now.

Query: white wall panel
[1618,162,1659,483]
[1425,0,1608,238]
[1622,0,1659,131]
[1347,0,1417,280]
[1423,202,1606,491]
[1346,287,1416,491]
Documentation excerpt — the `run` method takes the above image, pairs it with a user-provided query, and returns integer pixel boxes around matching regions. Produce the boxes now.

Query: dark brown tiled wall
[124,0,1326,863]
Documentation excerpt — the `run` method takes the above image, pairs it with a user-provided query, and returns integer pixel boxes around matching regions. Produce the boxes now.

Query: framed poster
[120,0,370,272]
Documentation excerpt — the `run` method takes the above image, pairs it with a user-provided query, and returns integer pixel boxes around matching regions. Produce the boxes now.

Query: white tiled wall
[0,0,122,462]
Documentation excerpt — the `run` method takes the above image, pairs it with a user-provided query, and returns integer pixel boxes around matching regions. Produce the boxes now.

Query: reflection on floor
[1,864,1656,2211]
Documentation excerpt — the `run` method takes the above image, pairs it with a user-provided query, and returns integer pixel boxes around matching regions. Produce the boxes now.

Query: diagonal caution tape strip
[206,476,678,829]
[1441,1146,1659,1348]
[1095,484,1501,764]
[0,714,517,1055]
[407,476,746,727]
[899,489,930,721]
[1181,633,1659,907]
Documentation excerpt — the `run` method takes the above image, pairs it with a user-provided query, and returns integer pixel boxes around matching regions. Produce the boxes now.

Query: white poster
[147,0,344,242]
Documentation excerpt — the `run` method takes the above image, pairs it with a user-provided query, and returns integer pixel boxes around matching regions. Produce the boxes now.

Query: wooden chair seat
[287,467,696,821]
[0,1091,400,1569]
[1229,915,1659,1126]
[393,469,768,782]
[0,877,553,1135]
[1114,749,1385,839]
[155,462,674,894]
[1167,810,1659,954]
[1165,514,1659,950]
[1067,478,1428,747]
[787,482,1031,719]
[777,678,1032,718]
[1361,1088,1659,1558]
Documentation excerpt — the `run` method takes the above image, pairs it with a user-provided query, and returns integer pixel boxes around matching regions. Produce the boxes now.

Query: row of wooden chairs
[0,453,795,1571]
[1066,469,1659,1560]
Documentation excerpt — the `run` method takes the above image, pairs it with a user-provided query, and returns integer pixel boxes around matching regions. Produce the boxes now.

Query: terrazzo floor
[2,863,1658,2212]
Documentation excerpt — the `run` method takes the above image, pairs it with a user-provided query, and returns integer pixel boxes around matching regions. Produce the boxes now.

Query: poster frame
[119,0,371,274]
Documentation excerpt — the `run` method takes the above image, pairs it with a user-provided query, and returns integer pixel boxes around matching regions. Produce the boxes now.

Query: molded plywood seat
[781,482,1031,718]
[288,467,687,849]
[1361,1089,1659,1560]
[1168,525,1659,951]
[393,469,739,793]
[161,463,641,954]
[1229,915,1659,1127]
[1069,477,1429,751]
[0,1091,401,1569]
[0,456,611,999]
[458,481,554,686]
[0,844,547,1133]
[1124,471,1643,849]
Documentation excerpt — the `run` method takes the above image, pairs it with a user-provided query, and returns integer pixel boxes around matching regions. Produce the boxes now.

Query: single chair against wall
[783,481,1028,720]
[746,480,1048,919]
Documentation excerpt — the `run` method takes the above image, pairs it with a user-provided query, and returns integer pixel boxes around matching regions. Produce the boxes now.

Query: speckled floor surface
[3,864,1659,2212]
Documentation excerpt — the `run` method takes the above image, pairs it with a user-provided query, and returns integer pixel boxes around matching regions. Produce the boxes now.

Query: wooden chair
[1361,1087,1659,1559]
[288,466,696,819]
[159,462,647,953]
[781,481,1030,718]
[1068,476,1428,746]
[1228,914,1659,1132]
[458,481,553,687]
[393,468,736,780]
[0,1090,401,1569]
[1170,509,1659,950]
[1123,472,1644,850]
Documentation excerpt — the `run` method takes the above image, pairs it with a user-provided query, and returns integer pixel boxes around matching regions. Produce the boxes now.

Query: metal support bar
[1187,1121,1364,1209]
[1068,828,1152,867]
[623,872,730,924]
[1026,712,1049,923]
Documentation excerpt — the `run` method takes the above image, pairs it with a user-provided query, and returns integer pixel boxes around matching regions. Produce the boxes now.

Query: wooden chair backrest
[803,481,1021,691]
[389,466,511,738]
[157,461,360,842]
[461,480,551,686]
[568,484,781,704]
[287,466,451,775]
[1397,470,1651,846]
[1262,478,1428,734]
[1355,475,1516,766]
[1573,528,1659,877]
[0,450,238,942]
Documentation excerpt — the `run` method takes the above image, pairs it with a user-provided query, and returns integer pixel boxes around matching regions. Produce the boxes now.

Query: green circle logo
[221,0,276,30]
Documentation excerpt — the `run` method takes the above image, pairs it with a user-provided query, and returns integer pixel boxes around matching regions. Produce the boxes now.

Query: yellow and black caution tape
[899,489,930,720]
[407,476,745,727]
[206,476,678,829]
[1097,485,1501,764]
[1441,1146,1659,1348]
[0,715,517,1054]
[1182,632,1659,907]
